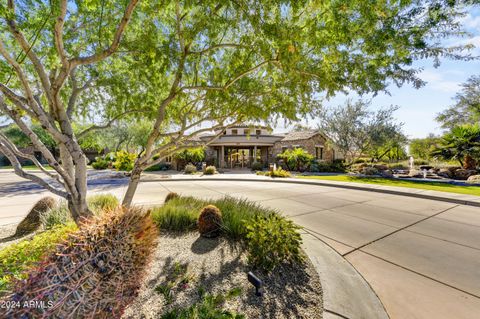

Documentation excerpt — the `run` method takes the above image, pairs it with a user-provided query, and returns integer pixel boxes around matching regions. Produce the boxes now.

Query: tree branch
[70,0,140,67]
[76,109,148,138]
[181,59,275,91]
[0,140,68,198]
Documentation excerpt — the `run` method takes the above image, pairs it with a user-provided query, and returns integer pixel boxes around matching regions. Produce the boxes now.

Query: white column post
[220,145,225,168]
[254,145,257,163]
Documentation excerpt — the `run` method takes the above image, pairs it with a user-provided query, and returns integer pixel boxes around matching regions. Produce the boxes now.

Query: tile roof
[280,130,320,141]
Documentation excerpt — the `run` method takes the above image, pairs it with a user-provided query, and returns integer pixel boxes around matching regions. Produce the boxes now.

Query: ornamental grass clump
[2,206,158,319]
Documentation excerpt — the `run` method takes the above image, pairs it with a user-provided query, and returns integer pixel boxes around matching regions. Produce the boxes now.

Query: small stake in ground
[247,271,263,297]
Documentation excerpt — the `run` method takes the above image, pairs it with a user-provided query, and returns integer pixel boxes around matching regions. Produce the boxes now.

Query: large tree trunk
[67,193,93,223]
[122,166,143,207]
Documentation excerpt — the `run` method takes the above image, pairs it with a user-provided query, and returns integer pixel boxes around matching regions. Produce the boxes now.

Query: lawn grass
[298,175,480,196]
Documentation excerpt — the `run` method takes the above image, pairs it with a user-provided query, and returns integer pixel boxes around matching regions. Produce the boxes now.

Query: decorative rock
[15,197,56,236]
[198,205,223,238]
[408,169,423,178]
[373,164,388,171]
[453,169,477,180]
[436,168,452,179]
[466,175,480,184]
[361,167,379,176]
[380,170,394,178]
[419,165,434,171]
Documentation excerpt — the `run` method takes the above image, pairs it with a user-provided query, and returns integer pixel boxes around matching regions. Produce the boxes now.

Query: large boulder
[453,169,477,180]
[466,175,480,184]
[408,169,423,178]
[380,169,394,178]
[361,167,379,176]
[436,168,453,179]
[373,164,389,171]
[15,196,56,236]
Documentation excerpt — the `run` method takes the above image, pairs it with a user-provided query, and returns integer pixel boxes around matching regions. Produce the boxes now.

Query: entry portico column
[253,145,257,163]
[220,145,225,168]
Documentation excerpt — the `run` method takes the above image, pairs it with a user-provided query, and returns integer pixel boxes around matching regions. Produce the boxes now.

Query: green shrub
[175,147,206,163]
[184,164,197,174]
[113,150,136,171]
[245,214,304,272]
[414,159,429,166]
[250,162,263,171]
[276,148,314,171]
[268,168,291,177]
[0,223,77,293]
[91,156,109,170]
[146,162,172,171]
[151,197,205,231]
[204,165,216,175]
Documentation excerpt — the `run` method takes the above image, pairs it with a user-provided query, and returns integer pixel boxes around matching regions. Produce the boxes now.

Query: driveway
[1,172,479,318]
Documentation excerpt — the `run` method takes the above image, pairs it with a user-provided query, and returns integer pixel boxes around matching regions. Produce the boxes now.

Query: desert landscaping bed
[123,232,322,319]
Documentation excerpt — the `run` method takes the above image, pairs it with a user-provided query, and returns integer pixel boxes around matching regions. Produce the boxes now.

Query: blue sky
[281,6,480,139]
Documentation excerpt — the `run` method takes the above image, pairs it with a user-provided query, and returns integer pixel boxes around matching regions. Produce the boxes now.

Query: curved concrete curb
[141,177,480,208]
[302,231,389,319]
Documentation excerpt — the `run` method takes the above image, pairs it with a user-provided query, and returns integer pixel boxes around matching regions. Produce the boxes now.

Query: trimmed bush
[113,150,136,171]
[91,156,109,170]
[204,165,216,175]
[165,192,180,203]
[146,162,171,171]
[184,164,197,174]
[0,223,77,293]
[2,207,158,318]
[268,168,291,178]
[251,162,263,171]
[245,213,304,272]
[15,197,56,236]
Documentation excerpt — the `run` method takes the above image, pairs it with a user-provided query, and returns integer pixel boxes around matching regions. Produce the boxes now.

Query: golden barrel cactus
[198,205,223,238]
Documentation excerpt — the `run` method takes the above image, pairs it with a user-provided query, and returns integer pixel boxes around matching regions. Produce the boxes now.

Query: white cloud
[419,70,460,93]
[460,13,480,30]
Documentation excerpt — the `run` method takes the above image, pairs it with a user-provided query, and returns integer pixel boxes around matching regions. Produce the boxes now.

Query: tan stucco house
[195,125,343,169]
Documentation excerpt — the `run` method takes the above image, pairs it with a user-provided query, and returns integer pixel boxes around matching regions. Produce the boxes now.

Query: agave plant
[431,124,480,169]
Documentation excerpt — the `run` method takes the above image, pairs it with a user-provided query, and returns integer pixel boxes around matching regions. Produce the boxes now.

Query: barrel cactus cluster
[198,205,223,238]
[2,207,158,319]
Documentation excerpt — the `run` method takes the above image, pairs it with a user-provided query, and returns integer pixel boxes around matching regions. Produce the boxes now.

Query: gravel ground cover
[123,232,322,319]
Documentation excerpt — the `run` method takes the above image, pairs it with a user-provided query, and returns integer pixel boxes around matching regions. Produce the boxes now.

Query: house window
[256,129,261,135]
[244,129,250,135]
[315,146,324,160]
[281,146,288,152]
[231,129,238,135]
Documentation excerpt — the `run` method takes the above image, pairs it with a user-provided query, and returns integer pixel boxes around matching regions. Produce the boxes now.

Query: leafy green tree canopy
[436,75,480,129]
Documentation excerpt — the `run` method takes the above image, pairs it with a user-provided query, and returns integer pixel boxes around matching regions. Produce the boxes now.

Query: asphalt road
[0,171,479,318]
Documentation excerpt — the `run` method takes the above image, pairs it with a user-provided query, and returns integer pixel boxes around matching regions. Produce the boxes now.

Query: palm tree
[431,124,480,169]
